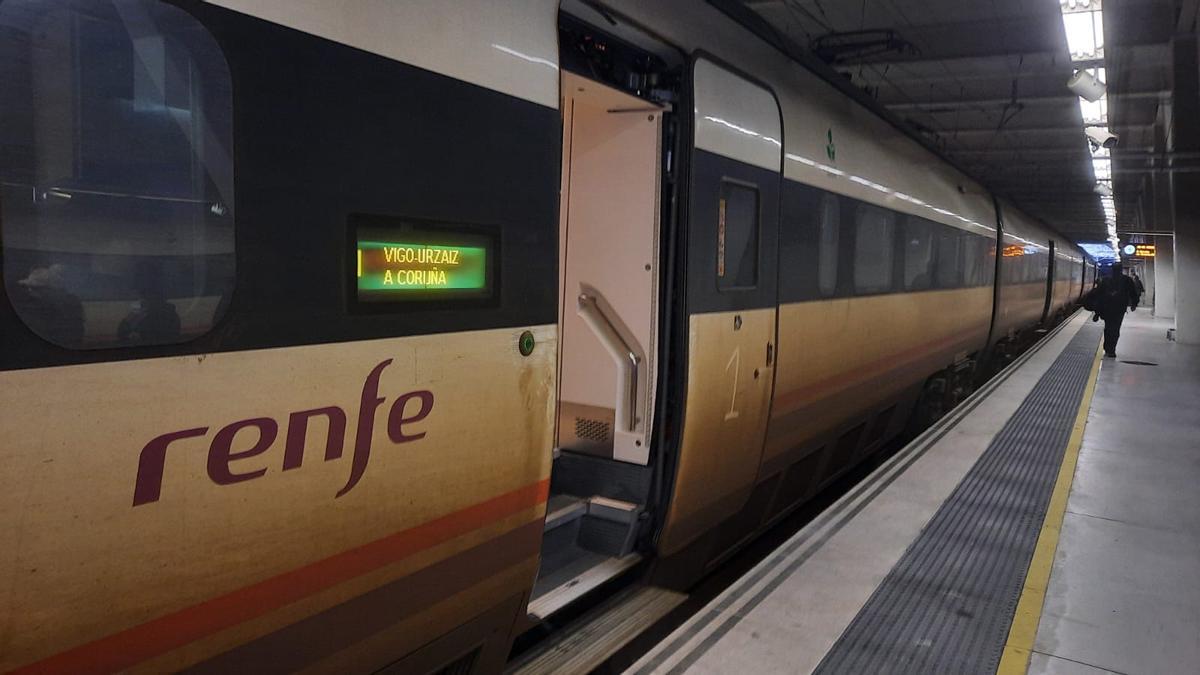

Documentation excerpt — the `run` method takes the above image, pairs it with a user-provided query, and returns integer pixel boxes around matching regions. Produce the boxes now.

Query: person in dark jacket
[1092,263,1140,357]
[1131,270,1145,301]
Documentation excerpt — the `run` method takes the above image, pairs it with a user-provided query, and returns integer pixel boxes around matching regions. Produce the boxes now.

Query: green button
[519,331,535,356]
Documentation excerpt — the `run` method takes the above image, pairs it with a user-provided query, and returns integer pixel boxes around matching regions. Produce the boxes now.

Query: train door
[528,12,681,622]
[656,57,782,564]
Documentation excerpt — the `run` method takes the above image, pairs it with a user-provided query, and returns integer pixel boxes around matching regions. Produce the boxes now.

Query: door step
[544,494,588,532]
[509,585,687,675]
[527,552,643,621]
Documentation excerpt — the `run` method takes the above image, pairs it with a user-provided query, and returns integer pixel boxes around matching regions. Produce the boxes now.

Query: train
[0,0,1093,672]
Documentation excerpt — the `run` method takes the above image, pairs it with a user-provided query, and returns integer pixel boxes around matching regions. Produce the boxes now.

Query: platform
[629,311,1200,675]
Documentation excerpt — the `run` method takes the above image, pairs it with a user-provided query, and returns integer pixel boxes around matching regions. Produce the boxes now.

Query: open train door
[656,56,782,569]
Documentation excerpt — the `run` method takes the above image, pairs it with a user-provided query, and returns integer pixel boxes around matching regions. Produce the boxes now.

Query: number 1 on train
[725,347,741,421]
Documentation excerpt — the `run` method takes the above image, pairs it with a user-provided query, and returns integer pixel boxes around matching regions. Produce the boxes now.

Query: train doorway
[554,70,662,467]
[527,11,681,622]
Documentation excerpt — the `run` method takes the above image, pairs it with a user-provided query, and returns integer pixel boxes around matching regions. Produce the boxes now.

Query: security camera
[1067,70,1106,102]
[1085,126,1119,149]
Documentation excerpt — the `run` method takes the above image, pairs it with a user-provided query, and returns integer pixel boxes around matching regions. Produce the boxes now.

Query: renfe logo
[132,359,433,506]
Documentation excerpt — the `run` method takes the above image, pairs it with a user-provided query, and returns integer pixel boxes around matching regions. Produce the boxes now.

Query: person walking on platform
[1087,263,1140,358]
[1131,270,1145,302]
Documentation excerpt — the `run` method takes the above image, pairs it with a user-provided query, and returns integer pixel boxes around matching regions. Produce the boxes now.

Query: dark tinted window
[902,217,934,290]
[936,228,963,288]
[717,182,759,290]
[818,194,839,296]
[962,234,994,286]
[853,205,895,293]
[1,0,234,349]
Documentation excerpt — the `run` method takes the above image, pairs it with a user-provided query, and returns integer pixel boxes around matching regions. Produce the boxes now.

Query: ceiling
[1106,0,1189,238]
[727,0,1185,246]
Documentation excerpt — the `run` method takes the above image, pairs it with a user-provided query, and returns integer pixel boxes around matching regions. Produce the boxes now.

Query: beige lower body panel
[657,308,776,556]
[767,288,992,468]
[0,325,556,672]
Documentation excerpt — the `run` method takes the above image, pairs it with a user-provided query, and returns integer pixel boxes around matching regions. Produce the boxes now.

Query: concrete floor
[629,315,1093,674]
[632,312,1200,675]
[1031,312,1200,675]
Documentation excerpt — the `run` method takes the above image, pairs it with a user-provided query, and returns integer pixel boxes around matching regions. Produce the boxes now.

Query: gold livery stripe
[772,330,984,415]
[12,479,550,675]
[186,520,544,673]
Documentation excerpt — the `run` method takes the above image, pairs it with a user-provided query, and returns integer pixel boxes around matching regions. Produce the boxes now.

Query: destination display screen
[352,217,495,303]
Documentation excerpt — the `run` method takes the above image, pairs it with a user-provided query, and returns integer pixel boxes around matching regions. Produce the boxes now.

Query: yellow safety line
[996,338,1104,674]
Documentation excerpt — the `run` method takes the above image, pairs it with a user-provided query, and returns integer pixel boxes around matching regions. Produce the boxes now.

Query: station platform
[629,311,1200,675]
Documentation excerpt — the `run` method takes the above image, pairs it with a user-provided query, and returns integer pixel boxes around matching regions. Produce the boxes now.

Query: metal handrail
[577,293,641,433]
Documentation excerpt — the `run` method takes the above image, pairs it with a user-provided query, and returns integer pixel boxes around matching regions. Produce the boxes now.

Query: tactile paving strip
[814,325,1101,675]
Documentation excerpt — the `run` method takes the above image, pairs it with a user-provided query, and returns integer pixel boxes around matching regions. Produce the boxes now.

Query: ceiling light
[1062,9,1104,60]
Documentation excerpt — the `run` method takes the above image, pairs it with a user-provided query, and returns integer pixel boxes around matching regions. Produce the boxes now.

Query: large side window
[935,227,963,288]
[717,181,759,290]
[902,217,933,290]
[817,193,839,296]
[853,204,895,294]
[962,235,977,286]
[1,0,234,349]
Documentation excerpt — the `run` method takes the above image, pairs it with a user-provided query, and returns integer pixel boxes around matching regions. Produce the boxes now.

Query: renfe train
[0,1,1093,672]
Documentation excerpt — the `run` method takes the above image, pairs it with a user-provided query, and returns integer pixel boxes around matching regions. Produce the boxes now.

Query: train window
[0,0,234,350]
[962,236,987,286]
[853,205,895,294]
[936,228,963,288]
[960,235,979,284]
[1001,245,1016,284]
[817,194,839,296]
[717,182,759,290]
[902,217,934,290]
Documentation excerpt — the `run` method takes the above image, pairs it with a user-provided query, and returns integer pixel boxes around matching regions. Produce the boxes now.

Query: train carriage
[0,1,1090,672]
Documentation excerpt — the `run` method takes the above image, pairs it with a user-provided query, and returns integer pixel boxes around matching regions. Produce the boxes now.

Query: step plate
[527,553,643,621]
[511,586,687,675]
[544,495,587,532]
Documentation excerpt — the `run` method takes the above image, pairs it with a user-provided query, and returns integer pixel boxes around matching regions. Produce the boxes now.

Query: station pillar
[1171,33,1200,343]
[1154,239,1176,318]
[1152,169,1176,318]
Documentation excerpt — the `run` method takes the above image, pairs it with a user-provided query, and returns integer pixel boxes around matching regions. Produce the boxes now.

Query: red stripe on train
[12,478,550,675]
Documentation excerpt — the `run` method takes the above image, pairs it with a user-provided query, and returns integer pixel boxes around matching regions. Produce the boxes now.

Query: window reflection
[1,0,234,349]
[853,204,894,294]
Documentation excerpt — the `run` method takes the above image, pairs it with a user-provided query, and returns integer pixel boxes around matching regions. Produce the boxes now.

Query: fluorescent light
[1062,3,1113,249]
[1061,6,1104,61]
[1079,96,1107,124]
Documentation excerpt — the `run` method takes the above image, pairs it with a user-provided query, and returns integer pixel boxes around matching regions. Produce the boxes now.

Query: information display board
[351,215,495,304]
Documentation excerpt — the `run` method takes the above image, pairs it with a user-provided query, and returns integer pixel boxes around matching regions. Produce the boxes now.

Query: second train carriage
[0,0,1091,672]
